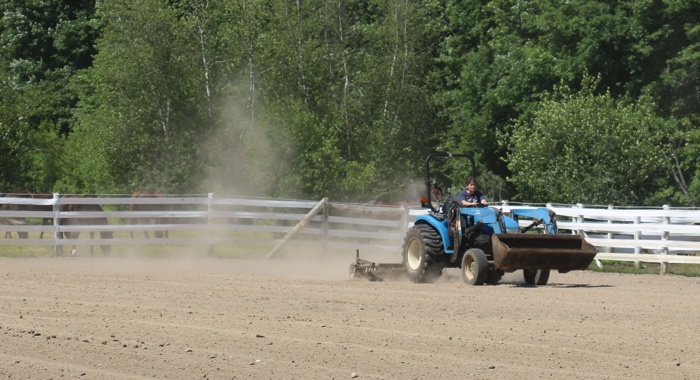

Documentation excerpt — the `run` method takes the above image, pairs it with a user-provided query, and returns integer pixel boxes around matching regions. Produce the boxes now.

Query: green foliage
[67,0,209,194]
[0,0,98,191]
[1,0,700,206]
[0,73,68,191]
[0,0,98,84]
[690,170,700,206]
[436,0,699,188]
[504,82,671,205]
[250,0,442,200]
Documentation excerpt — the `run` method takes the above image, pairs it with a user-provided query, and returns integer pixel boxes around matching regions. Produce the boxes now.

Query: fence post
[322,199,329,255]
[266,198,328,259]
[634,216,641,269]
[607,205,613,254]
[576,203,584,236]
[207,193,214,256]
[660,204,670,274]
[52,192,60,257]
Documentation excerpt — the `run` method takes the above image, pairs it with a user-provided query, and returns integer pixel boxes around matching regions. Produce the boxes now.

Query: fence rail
[502,203,700,272]
[0,194,410,257]
[1,194,699,271]
[411,202,700,269]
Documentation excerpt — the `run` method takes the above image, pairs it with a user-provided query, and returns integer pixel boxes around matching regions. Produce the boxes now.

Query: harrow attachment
[349,250,405,282]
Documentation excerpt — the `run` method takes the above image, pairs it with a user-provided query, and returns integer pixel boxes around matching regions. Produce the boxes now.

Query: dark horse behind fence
[57,195,112,256]
[0,192,54,239]
[128,189,169,238]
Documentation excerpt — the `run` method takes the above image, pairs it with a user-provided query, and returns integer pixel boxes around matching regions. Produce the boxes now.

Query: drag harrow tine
[349,249,406,282]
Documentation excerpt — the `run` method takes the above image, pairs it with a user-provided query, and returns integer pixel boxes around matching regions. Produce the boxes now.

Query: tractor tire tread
[402,225,445,283]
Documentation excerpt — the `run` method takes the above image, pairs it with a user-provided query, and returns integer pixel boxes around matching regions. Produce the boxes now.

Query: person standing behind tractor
[458,177,488,207]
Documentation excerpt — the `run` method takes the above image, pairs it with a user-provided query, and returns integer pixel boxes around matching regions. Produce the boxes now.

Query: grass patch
[590,260,700,277]
[0,243,275,259]
[0,245,55,258]
[0,228,320,259]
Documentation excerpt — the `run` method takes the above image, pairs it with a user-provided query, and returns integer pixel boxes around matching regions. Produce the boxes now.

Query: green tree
[436,0,691,192]
[185,0,293,197]
[254,0,443,201]
[504,84,671,206]
[0,0,98,191]
[64,0,208,193]
[645,2,700,206]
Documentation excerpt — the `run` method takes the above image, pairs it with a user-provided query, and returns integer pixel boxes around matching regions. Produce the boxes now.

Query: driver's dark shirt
[458,190,486,205]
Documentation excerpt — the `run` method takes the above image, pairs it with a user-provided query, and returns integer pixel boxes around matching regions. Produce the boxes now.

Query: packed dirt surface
[1,256,699,380]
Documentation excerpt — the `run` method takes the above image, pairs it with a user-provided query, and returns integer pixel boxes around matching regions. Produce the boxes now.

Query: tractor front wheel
[461,248,489,285]
[402,225,443,283]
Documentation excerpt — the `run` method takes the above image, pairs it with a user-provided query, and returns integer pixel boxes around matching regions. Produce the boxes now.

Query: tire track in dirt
[1,258,700,379]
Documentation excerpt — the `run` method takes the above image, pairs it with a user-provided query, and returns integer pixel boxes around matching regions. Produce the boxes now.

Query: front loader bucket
[491,234,597,273]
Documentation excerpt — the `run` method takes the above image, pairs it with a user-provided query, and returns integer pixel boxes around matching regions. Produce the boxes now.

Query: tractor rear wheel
[523,269,550,285]
[402,225,444,283]
[461,248,488,285]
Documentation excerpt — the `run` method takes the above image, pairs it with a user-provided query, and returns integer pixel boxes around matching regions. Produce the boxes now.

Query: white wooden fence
[1,194,699,271]
[535,202,700,272]
[409,202,700,272]
[0,194,409,257]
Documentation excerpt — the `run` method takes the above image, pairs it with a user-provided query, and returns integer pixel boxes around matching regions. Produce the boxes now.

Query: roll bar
[423,152,477,212]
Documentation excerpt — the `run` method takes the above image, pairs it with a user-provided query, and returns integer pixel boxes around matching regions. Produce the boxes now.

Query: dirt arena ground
[1,256,699,380]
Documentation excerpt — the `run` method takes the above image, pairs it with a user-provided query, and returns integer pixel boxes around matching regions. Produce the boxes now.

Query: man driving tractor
[458,177,488,207]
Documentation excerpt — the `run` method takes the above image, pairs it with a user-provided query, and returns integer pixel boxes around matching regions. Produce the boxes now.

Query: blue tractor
[353,152,597,285]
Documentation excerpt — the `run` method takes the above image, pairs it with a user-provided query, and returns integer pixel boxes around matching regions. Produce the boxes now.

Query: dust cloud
[199,97,298,198]
[30,253,358,281]
[58,238,371,281]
